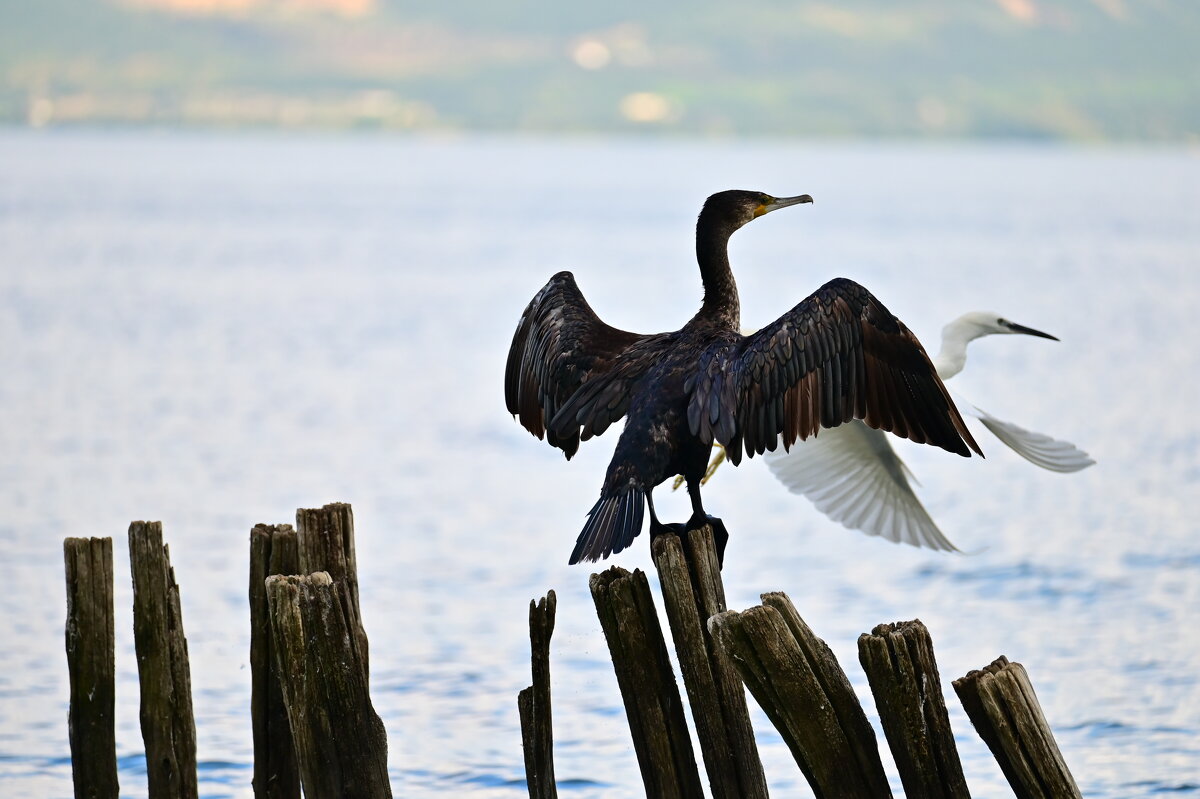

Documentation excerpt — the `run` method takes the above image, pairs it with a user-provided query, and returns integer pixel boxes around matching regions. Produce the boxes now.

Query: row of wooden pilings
[63,502,390,799]
[65,502,1081,797]
[519,526,1083,799]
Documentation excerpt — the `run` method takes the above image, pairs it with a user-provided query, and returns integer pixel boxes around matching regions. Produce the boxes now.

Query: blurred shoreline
[4,1,1198,142]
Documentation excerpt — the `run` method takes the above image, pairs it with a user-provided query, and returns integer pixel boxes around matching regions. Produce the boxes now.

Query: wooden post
[128,521,198,799]
[295,502,368,675]
[518,590,558,799]
[858,620,970,799]
[250,524,301,799]
[295,501,357,586]
[953,656,1081,799]
[64,537,119,799]
[709,592,892,798]
[589,566,705,799]
[266,572,391,799]
[651,530,767,799]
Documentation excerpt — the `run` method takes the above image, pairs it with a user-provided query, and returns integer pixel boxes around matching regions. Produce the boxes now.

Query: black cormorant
[505,190,982,564]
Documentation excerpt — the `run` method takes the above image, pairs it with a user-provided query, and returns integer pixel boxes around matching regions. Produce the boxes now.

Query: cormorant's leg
[646,489,670,536]
[672,444,728,491]
[684,477,729,568]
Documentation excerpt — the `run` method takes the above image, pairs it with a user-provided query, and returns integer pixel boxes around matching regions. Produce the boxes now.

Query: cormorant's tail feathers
[569,489,646,564]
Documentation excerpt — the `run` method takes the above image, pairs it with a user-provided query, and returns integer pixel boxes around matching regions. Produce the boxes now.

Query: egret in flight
[691,312,1094,551]
[505,190,981,565]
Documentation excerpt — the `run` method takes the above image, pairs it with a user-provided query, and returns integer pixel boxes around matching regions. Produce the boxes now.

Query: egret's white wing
[964,403,1096,473]
[763,421,959,552]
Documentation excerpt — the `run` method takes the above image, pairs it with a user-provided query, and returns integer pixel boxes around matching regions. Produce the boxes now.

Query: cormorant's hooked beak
[1001,320,1059,341]
[763,194,813,214]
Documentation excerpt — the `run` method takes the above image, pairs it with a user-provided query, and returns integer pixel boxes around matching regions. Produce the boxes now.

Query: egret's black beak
[1003,320,1059,341]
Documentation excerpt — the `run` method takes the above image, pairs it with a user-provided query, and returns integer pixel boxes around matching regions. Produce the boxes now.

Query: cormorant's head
[700,189,813,234]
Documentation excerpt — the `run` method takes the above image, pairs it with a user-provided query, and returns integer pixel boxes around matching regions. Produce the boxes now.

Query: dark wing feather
[505,271,661,458]
[695,278,982,465]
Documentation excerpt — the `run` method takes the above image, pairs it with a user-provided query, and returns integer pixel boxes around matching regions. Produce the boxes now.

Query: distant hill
[1,0,1197,140]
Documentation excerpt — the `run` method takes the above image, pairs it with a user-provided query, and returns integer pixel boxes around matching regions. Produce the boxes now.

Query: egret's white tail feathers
[765,421,960,552]
[969,407,1096,473]
[570,488,646,564]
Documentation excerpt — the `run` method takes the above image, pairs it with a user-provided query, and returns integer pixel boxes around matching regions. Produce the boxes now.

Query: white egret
[690,312,1094,551]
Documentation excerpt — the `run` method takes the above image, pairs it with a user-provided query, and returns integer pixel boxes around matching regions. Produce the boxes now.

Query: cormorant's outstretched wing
[763,420,959,551]
[505,271,666,459]
[690,277,982,465]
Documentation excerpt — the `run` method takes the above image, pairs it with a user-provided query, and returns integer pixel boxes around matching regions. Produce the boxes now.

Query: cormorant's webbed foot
[683,514,729,569]
[650,520,688,539]
[649,516,729,569]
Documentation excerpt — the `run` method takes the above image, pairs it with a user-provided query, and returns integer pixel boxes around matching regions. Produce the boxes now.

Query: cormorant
[505,190,982,564]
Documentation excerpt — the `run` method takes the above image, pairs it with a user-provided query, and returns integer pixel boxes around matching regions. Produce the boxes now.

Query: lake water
[1,131,1197,797]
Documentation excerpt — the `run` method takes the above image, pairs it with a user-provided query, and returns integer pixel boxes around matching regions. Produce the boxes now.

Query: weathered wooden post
[517,590,558,799]
[590,566,705,799]
[709,592,892,798]
[858,619,970,799]
[249,524,301,799]
[128,521,198,799]
[651,529,768,799]
[262,502,390,798]
[953,656,1082,799]
[296,502,368,675]
[64,537,119,799]
[266,572,391,799]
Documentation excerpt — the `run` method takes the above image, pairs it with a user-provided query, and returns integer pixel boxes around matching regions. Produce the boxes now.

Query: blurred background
[4,0,1199,140]
[1,2,1198,798]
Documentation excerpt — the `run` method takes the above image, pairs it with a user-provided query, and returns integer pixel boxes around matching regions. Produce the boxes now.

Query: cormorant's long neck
[695,216,740,329]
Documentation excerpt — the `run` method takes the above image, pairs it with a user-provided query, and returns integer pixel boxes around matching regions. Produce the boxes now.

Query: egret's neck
[932,346,965,381]
[933,320,981,380]
[695,219,740,329]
